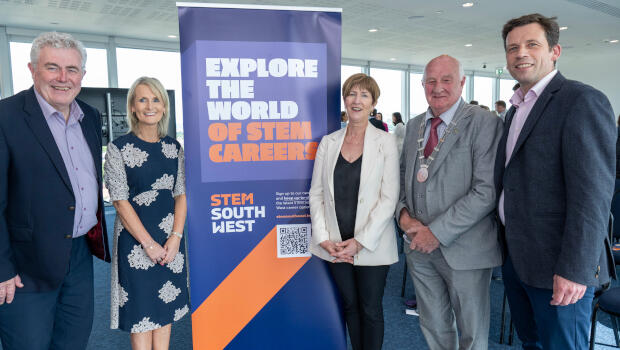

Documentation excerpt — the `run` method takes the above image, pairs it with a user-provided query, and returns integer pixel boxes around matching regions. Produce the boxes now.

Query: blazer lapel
[359,123,379,191]
[495,106,516,190]
[498,106,516,165]
[406,116,423,195]
[326,128,346,200]
[22,88,73,194]
[507,73,564,166]
[78,105,102,183]
[427,101,471,178]
[504,105,516,129]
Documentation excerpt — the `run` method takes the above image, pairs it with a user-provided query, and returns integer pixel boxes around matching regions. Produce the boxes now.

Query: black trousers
[328,263,390,350]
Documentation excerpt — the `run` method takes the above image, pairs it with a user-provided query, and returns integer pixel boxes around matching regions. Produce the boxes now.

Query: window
[341,65,362,88]
[370,67,403,132]
[461,76,469,102]
[10,42,108,93]
[499,78,518,109]
[9,42,31,94]
[116,48,183,139]
[409,72,426,118]
[473,76,494,109]
[340,65,362,109]
[82,48,108,88]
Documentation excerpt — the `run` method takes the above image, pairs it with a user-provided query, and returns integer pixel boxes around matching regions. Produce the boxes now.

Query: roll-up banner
[176,3,344,349]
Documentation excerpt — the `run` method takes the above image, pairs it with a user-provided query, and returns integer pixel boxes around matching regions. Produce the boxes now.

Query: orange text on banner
[207,121,318,162]
[191,227,310,349]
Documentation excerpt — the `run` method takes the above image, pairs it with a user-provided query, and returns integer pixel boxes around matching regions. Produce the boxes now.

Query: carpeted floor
[1,208,618,349]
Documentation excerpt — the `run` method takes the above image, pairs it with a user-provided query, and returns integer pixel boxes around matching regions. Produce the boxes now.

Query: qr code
[277,224,311,258]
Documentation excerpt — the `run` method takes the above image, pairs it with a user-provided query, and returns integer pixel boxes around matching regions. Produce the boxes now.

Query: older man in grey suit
[397,55,502,350]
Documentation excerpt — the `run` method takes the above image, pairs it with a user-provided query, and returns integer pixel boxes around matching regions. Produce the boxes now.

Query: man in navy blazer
[495,14,616,350]
[0,32,109,350]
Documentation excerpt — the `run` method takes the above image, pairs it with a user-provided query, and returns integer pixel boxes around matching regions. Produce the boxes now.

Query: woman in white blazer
[309,73,399,350]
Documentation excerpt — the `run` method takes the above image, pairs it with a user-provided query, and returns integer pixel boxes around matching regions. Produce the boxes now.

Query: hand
[333,255,354,264]
[319,240,340,256]
[551,274,587,306]
[333,239,362,264]
[162,235,182,265]
[399,209,424,241]
[0,275,24,305]
[320,240,352,263]
[409,225,440,254]
[143,240,167,265]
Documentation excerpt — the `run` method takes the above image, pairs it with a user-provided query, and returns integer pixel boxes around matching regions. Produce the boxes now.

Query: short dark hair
[392,112,403,125]
[495,100,506,108]
[469,100,479,105]
[502,13,559,51]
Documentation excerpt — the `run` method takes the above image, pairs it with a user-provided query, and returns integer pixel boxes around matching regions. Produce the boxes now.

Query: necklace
[415,113,463,183]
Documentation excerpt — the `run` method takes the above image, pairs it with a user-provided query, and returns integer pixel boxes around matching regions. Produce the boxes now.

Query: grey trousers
[405,246,492,350]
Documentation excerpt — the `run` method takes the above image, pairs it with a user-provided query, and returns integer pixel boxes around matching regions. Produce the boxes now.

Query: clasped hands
[399,209,439,254]
[144,235,182,266]
[320,238,362,264]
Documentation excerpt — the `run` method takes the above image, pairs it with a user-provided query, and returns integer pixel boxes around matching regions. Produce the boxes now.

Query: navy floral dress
[104,132,189,333]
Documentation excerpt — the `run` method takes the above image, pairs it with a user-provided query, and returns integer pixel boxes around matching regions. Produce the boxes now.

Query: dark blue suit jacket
[0,87,110,292]
[495,72,616,289]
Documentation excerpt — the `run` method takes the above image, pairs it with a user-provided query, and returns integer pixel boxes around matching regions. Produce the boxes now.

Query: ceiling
[1,0,619,72]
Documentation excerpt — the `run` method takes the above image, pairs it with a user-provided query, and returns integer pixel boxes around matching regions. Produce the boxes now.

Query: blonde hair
[126,77,170,138]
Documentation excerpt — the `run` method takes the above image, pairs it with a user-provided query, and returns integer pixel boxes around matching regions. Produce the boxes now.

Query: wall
[561,52,620,120]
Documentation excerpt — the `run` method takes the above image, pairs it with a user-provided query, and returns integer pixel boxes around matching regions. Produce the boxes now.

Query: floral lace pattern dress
[105,133,189,333]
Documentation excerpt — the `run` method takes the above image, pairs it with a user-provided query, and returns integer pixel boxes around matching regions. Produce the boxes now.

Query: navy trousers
[0,235,94,350]
[503,253,594,350]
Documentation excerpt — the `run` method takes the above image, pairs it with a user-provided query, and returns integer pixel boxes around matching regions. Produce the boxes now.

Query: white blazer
[309,122,399,266]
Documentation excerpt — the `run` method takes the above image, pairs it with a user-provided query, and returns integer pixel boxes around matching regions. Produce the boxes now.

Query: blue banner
[177,3,344,349]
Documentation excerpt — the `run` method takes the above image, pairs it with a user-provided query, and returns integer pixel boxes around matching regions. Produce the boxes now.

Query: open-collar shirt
[34,88,98,237]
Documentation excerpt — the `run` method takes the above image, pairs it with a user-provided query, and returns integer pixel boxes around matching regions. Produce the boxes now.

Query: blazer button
[64,234,72,239]
[68,206,75,211]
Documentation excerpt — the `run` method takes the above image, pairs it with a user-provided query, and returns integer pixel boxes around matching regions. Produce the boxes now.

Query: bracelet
[171,231,183,239]
[143,241,155,250]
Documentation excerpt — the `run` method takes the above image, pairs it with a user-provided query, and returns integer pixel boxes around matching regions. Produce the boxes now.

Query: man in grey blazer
[397,55,503,350]
[495,14,615,350]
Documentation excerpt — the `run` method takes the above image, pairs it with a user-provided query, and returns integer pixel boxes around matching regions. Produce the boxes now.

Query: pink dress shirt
[499,70,558,224]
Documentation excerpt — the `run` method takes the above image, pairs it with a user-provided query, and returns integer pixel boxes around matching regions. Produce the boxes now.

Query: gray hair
[422,55,464,82]
[30,32,87,69]
[127,77,170,139]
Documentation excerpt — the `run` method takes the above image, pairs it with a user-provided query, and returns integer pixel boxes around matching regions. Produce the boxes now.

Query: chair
[499,290,515,345]
[610,188,620,263]
[396,219,408,297]
[589,204,618,350]
[590,287,620,350]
